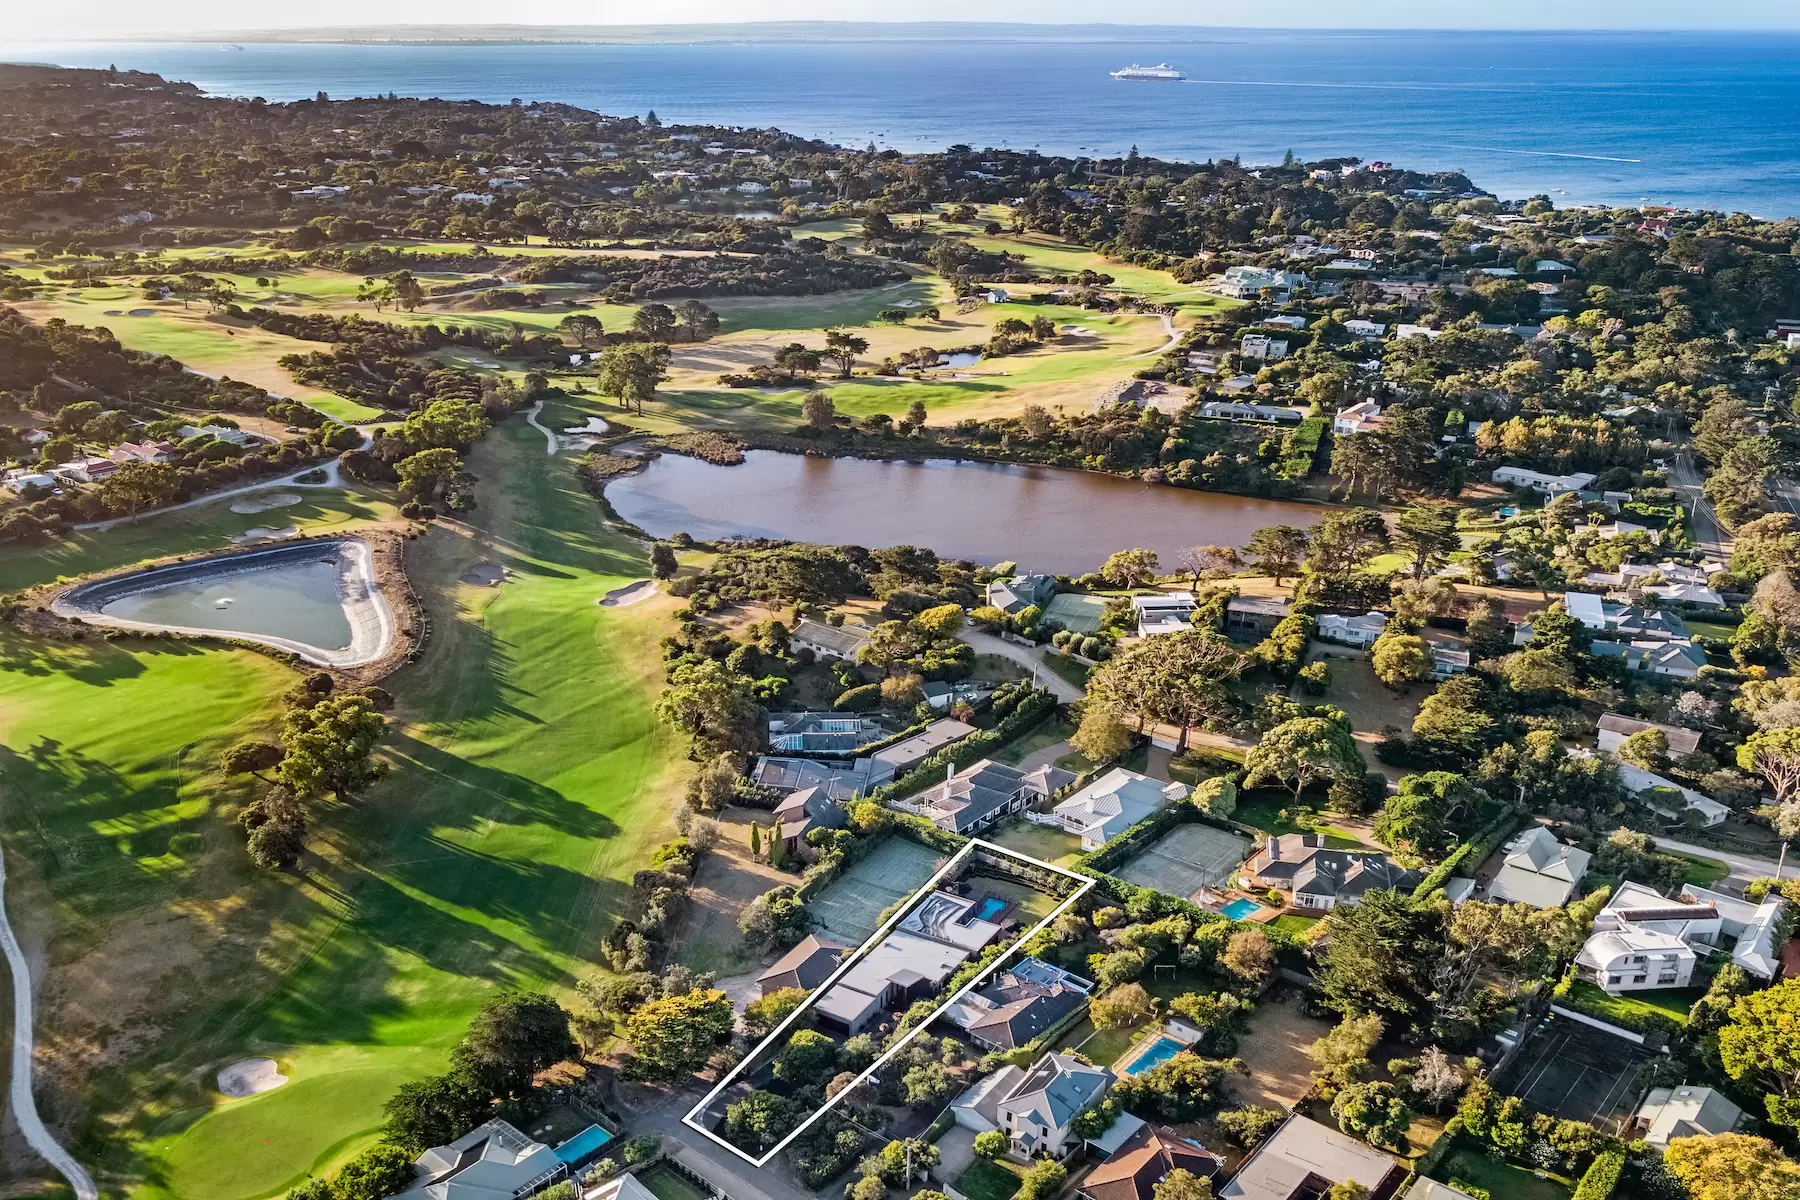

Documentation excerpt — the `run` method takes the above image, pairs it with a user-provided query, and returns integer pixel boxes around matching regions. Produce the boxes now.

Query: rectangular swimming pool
[1220,898,1262,921]
[1124,1034,1187,1076]
[554,1124,614,1164]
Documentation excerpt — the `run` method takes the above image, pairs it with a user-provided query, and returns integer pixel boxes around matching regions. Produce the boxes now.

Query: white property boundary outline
[683,837,1094,1167]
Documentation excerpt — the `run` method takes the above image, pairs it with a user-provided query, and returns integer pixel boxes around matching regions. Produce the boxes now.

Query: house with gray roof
[393,1119,564,1200]
[1216,1114,1403,1200]
[869,718,978,775]
[988,574,1058,616]
[1487,826,1591,909]
[751,754,890,801]
[895,758,1074,835]
[772,786,846,852]
[944,958,1095,1051]
[767,712,887,754]
[792,619,873,662]
[993,1053,1115,1160]
[758,934,846,996]
[1243,834,1421,911]
[1633,1085,1747,1151]
[1053,767,1190,849]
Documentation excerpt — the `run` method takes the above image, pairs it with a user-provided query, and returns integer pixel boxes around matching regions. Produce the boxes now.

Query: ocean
[9,30,1800,217]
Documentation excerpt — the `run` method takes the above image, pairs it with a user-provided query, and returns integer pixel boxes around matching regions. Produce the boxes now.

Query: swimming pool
[1220,898,1262,921]
[1124,1035,1187,1076]
[976,897,1007,921]
[554,1124,614,1165]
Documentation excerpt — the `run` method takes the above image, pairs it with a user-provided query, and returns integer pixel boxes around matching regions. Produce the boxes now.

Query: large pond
[605,447,1324,574]
[100,557,353,650]
[55,539,394,667]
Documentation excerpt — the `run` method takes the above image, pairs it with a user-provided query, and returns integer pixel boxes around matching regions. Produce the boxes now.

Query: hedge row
[870,688,1060,802]
[1413,810,1521,899]
[1573,1150,1624,1200]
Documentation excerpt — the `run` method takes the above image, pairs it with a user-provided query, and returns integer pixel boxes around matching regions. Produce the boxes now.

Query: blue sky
[8,0,1800,37]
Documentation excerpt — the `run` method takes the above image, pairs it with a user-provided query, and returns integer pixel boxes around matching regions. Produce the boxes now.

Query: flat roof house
[814,891,1005,1036]
[896,759,1073,835]
[1487,826,1591,909]
[1134,592,1197,637]
[791,619,873,662]
[1054,767,1191,850]
[870,718,979,776]
[1225,596,1291,640]
[1243,835,1421,911]
[1216,1114,1403,1200]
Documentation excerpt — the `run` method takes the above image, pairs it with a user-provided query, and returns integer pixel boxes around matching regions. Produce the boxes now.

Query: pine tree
[749,823,762,859]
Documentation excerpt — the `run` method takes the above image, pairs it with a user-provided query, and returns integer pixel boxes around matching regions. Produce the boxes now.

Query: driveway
[632,1090,820,1200]
[1653,834,1788,892]
[933,1125,979,1184]
[961,629,1085,702]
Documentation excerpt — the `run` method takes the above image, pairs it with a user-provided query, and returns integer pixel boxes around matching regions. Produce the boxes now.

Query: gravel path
[523,399,560,455]
[960,628,1084,702]
[1124,312,1179,361]
[0,852,97,1200]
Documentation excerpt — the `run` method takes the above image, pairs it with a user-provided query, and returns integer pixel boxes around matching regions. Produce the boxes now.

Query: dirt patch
[232,526,300,545]
[1226,994,1334,1111]
[217,1057,288,1099]
[599,580,657,607]
[459,562,508,587]
[673,807,796,977]
[228,491,301,515]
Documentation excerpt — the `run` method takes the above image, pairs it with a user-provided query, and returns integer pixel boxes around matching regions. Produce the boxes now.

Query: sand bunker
[217,1057,288,1099]
[459,562,508,587]
[127,308,158,317]
[562,416,611,436]
[230,492,301,514]
[233,526,301,545]
[599,580,657,607]
[103,309,123,316]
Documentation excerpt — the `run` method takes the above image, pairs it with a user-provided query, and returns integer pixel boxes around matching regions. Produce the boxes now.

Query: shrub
[834,683,882,711]
[1572,1150,1625,1200]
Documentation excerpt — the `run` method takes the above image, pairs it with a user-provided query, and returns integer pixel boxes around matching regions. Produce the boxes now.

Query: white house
[1332,400,1385,436]
[1053,768,1190,850]
[1592,639,1708,681]
[997,1054,1115,1160]
[1633,1086,1746,1152]
[1318,610,1388,647]
[1613,761,1731,825]
[1198,401,1307,423]
[1487,826,1591,909]
[1577,925,1697,992]
[791,618,872,662]
[1642,583,1726,609]
[1133,593,1197,637]
[1214,266,1304,299]
[1683,885,1788,979]
[1491,466,1598,496]
[1343,319,1388,339]
[1240,334,1290,362]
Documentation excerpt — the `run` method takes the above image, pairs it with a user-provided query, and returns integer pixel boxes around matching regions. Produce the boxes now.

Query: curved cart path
[1124,313,1179,360]
[523,399,560,455]
[0,853,97,1200]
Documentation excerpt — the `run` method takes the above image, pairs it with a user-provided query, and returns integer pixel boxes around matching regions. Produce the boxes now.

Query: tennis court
[810,836,948,944]
[1042,593,1108,634]
[1112,823,1252,901]
[1497,1015,1657,1133]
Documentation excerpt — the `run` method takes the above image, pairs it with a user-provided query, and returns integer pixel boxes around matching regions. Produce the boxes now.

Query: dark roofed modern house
[945,958,1095,1051]
[1243,834,1421,911]
[895,758,1074,835]
[757,934,846,996]
[772,786,846,852]
[1081,1124,1223,1200]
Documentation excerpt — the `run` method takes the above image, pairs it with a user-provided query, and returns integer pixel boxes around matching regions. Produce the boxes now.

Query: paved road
[960,629,1084,702]
[0,853,97,1200]
[1124,312,1179,361]
[634,1092,817,1200]
[1670,450,1731,560]
[1654,834,1788,892]
[75,455,347,532]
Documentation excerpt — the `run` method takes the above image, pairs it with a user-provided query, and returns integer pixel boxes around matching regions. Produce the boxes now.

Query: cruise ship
[1111,63,1185,82]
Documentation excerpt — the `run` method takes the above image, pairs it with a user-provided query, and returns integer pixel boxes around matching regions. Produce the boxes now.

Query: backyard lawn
[1566,980,1698,1029]
[1433,1146,1572,1200]
[1234,794,1363,849]
[956,1159,1023,1200]
[1269,914,1322,938]
[986,817,1083,868]
[1667,850,1730,887]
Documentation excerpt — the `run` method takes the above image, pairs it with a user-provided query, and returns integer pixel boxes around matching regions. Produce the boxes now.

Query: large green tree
[1719,979,1800,1127]
[1316,889,1445,1032]
[1087,630,1245,753]
[451,991,576,1101]
[597,342,673,413]
[276,695,389,801]
[623,988,734,1080]
[1244,715,1362,798]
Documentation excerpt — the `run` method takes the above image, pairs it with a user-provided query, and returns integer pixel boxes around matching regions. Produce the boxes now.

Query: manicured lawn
[1063,1022,1145,1067]
[992,717,1073,765]
[1041,652,1093,693]
[637,1163,712,1200]
[1566,980,1698,1029]
[21,403,691,1199]
[1434,1146,1572,1200]
[1234,795,1362,849]
[986,818,1083,868]
[1668,849,1730,887]
[956,1158,1023,1200]
[1270,914,1322,937]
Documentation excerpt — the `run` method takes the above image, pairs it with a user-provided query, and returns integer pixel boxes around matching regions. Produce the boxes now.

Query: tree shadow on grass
[0,628,207,685]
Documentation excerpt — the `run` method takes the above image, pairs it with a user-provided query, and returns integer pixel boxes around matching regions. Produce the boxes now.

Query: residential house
[1318,610,1387,648]
[1577,880,1716,993]
[945,958,1095,1051]
[1198,401,1307,423]
[814,892,1004,1035]
[750,755,890,801]
[1080,1125,1223,1200]
[177,423,259,446]
[1633,1086,1746,1152]
[1394,324,1442,340]
[1242,835,1422,910]
[1409,1183,1482,1200]
[108,440,174,464]
[1490,466,1598,496]
[1216,1114,1404,1200]
[1428,642,1471,679]
[772,786,845,852]
[1135,592,1198,637]
[1333,400,1385,436]
[1225,596,1290,640]
[51,455,117,483]
[1642,583,1726,609]
[869,717,978,776]
[588,1175,660,1200]
[1596,714,1702,759]
[1343,319,1388,340]
[1612,760,1731,824]
[1214,266,1305,299]
[1054,768,1191,850]
[1240,334,1290,362]
[1486,826,1591,908]
[392,1119,564,1200]
[990,1053,1116,1160]
[896,759,1073,835]
[1591,638,1707,680]
[3,471,56,492]
[758,934,846,996]
[791,619,872,662]
[767,712,886,754]
[1219,375,1258,395]
[988,574,1058,616]
[1682,885,1787,979]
